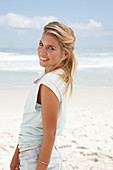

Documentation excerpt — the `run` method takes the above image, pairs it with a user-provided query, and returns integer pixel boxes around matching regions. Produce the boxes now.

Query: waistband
[19,140,57,153]
[19,144,41,153]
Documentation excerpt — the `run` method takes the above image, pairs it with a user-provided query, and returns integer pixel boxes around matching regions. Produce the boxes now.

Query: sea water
[0,48,113,89]
[75,48,113,87]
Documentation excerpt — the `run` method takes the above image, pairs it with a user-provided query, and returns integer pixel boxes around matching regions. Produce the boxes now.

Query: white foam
[0,52,38,61]
[78,57,113,68]
[0,49,113,72]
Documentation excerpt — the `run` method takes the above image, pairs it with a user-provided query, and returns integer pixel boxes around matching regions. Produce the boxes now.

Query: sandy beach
[0,87,113,170]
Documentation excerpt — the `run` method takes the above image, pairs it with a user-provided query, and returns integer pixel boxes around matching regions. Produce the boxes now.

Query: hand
[36,160,47,170]
[10,145,20,170]
[10,154,20,170]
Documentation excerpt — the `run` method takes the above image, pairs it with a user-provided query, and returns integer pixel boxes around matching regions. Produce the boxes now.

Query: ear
[63,50,69,60]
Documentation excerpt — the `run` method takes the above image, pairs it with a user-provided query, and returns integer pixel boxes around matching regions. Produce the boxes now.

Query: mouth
[40,57,49,62]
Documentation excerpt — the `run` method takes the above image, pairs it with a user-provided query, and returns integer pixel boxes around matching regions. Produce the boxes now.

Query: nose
[39,46,47,56]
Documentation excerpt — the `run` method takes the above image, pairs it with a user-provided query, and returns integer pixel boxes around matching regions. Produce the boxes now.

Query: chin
[39,62,46,67]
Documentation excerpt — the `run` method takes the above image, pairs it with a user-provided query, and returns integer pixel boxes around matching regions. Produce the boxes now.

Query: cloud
[0,13,57,29]
[72,19,102,30]
[69,19,111,37]
[0,13,112,37]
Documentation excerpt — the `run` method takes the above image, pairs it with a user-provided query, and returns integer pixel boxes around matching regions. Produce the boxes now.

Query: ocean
[0,48,113,89]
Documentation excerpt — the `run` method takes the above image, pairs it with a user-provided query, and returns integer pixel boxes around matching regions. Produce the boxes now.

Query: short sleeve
[39,72,66,102]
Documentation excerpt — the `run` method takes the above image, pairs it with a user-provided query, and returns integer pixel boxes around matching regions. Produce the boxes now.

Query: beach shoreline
[0,87,113,170]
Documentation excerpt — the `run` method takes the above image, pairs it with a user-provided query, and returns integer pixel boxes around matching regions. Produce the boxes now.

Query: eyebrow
[39,40,56,48]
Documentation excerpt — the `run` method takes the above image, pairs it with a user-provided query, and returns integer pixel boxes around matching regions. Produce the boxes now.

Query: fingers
[10,165,15,170]
[17,163,20,170]
[10,164,20,170]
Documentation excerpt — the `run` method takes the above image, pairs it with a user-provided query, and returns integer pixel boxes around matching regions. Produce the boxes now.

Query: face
[38,33,65,73]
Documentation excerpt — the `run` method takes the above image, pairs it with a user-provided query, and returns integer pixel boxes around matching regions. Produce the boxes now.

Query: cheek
[56,52,62,60]
[37,47,40,56]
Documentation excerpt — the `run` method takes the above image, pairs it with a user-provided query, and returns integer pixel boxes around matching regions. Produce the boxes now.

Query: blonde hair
[43,21,77,96]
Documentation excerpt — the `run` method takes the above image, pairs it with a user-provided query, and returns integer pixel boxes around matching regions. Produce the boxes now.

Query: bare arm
[10,144,20,170]
[36,84,59,170]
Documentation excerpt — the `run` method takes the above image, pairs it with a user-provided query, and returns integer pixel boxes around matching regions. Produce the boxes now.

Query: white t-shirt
[18,69,68,152]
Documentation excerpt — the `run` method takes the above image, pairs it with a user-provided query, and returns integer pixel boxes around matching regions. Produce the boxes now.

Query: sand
[0,87,113,170]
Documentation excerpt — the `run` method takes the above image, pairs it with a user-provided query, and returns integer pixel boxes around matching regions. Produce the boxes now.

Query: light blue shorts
[19,145,62,170]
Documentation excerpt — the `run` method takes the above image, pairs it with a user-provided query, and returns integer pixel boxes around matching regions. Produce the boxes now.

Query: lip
[40,57,49,62]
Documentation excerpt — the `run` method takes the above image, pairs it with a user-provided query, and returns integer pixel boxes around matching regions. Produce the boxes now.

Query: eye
[48,46,54,50]
[39,42,43,46]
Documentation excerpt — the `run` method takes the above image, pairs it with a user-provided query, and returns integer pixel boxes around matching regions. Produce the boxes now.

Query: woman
[10,21,77,170]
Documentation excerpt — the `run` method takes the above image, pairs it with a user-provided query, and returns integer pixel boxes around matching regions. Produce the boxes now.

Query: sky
[0,0,113,49]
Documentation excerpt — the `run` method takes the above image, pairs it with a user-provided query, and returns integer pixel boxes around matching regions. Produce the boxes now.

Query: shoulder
[39,69,66,101]
[41,69,66,89]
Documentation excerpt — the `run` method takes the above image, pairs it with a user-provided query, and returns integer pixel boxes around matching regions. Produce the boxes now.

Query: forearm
[13,144,20,158]
[15,144,20,154]
[10,144,20,169]
[36,134,56,170]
